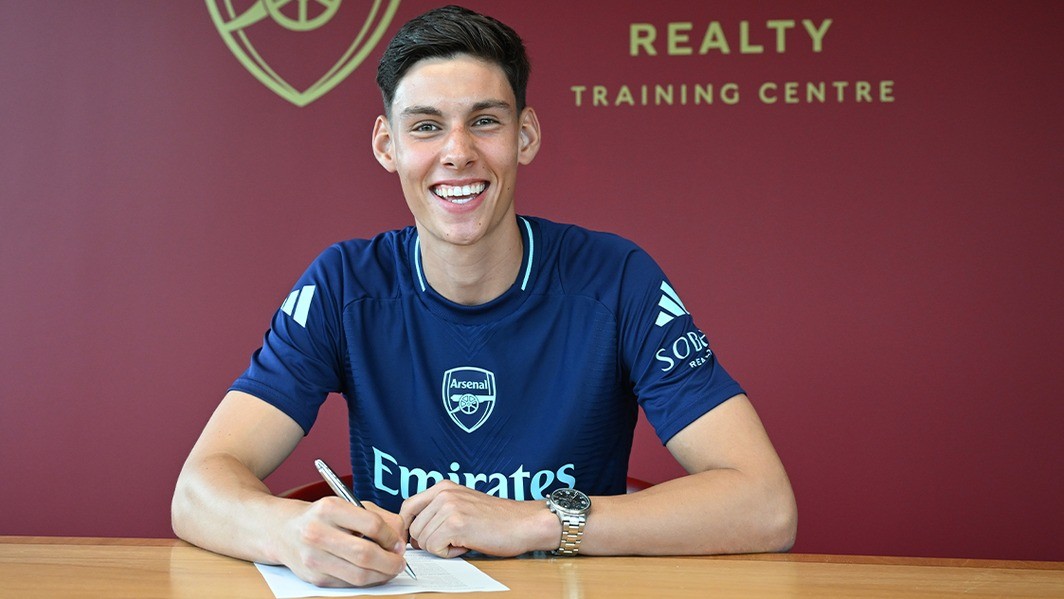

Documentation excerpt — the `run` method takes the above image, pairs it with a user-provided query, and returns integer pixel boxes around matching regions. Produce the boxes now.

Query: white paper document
[255,549,509,597]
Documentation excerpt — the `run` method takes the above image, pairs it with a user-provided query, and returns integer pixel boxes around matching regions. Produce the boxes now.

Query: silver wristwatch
[546,488,591,556]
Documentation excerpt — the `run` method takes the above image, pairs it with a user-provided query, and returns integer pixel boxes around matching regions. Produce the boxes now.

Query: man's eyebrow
[399,105,443,118]
[398,100,513,118]
[471,99,513,113]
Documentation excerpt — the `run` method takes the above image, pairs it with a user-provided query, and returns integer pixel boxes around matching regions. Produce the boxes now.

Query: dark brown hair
[376,5,531,116]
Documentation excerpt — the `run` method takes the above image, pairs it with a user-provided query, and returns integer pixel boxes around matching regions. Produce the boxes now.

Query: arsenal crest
[205,0,401,106]
[442,367,497,433]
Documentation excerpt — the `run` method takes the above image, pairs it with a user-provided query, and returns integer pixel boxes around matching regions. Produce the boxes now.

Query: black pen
[314,459,417,580]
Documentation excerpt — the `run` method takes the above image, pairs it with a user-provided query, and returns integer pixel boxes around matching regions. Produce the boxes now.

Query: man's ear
[372,115,397,172]
[517,107,542,165]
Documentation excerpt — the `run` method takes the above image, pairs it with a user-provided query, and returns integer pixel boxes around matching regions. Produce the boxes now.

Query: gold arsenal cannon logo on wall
[206,0,401,106]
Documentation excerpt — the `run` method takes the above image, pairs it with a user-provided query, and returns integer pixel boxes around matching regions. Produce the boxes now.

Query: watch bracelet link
[554,513,586,556]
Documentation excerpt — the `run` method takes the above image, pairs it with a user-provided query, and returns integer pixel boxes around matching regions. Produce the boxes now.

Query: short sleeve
[618,249,745,445]
[229,245,347,434]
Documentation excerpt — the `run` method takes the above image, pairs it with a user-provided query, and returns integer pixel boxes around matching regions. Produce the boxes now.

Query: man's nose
[441,127,476,169]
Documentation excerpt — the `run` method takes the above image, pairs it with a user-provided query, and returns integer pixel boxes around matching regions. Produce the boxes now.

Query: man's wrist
[526,500,563,552]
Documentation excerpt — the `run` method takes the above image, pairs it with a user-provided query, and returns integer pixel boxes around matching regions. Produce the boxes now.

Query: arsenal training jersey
[232,216,744,510]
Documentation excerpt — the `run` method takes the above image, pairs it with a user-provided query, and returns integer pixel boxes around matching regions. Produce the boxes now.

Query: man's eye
[474,117,499,126]
[413,123,439,132]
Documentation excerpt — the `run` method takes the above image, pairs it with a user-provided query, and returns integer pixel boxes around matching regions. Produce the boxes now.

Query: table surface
[1,536,1062,598]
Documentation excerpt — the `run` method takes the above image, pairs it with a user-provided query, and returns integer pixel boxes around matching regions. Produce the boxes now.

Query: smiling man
[172,5,796,588]
[372,53,539,305]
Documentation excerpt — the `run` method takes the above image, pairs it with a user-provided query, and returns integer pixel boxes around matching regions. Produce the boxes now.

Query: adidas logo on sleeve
[280,285,316,327]
[654,281,689,327]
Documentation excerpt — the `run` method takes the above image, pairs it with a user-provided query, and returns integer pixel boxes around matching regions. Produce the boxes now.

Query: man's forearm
[171,453,297,564]
[576,468,797,556]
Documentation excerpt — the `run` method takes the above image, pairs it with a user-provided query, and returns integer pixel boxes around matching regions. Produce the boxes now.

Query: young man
[172,5,796,588]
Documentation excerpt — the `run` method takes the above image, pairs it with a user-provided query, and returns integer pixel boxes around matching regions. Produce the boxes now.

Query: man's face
[372,54,540,248]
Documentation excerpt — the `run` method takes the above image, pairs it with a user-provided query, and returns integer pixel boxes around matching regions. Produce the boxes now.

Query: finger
[296,540,401,588]
[445,546,470,558]
[410,496,468,557]
[364,502,409,548]
[322,534,406,582]
[289,517,403,587]
[319,498,402,552]
[399,481,449,524]
[403,481,464,541]
[420,525,470,558]
[405,492,445,546]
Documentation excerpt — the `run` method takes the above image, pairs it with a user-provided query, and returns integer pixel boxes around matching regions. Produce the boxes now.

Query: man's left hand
[399,481,558,558]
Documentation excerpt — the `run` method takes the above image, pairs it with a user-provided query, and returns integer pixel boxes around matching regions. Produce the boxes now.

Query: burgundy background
[1,1,1061,561]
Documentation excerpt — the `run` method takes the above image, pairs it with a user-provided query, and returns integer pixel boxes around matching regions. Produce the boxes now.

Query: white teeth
[433,182,486,199]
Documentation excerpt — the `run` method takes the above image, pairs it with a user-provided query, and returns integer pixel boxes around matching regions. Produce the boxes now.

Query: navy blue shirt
[232,216,743,511]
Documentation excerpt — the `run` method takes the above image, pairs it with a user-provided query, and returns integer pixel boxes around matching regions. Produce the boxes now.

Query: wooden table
[1,536,1062,598]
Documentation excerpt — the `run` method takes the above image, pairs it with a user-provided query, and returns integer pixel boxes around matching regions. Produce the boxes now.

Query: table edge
[2,537,1061,571]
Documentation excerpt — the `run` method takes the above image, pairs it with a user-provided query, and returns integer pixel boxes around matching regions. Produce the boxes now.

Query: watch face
[552,488,591,511]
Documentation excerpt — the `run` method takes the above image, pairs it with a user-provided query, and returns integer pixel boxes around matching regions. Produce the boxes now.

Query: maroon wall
[1,1,1061,561]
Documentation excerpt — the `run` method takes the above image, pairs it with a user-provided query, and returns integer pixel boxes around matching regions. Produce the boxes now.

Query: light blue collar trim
[414,236,426,292]
[519,216,534,291]
[413,217,535,294]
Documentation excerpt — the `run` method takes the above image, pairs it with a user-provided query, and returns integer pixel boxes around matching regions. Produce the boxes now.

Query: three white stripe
[281,285,316,327]
[655,281,688,327]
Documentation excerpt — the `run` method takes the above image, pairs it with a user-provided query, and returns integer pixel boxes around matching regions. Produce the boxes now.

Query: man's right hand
[172,391,407,588]
[277,497,408,587]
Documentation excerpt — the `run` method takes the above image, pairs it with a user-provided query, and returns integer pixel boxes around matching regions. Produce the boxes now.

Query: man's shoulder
[327,227,412,260]
[526,216,658,295]
[307,227,415,298]
[527,216,642,258]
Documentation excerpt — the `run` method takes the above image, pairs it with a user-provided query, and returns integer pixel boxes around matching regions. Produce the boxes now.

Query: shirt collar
[412,216,536,294]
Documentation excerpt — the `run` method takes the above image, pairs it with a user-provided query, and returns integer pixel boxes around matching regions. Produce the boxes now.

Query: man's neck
[417,218,524,306]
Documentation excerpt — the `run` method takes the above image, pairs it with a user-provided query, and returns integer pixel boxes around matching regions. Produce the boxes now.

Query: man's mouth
[432,182,487,205]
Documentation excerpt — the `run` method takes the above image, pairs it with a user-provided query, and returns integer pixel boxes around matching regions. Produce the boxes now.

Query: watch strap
[554,512,586,555]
